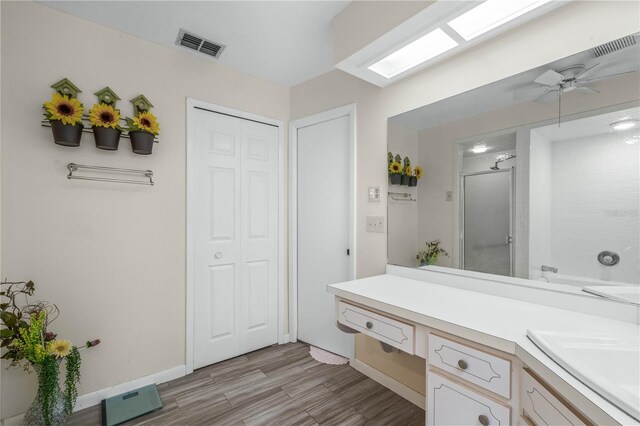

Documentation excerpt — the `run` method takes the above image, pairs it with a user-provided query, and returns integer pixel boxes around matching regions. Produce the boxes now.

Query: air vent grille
[591,35,637,58]
[176,29,225,59]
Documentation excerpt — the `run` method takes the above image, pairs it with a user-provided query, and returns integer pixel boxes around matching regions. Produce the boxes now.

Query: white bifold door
[193,108,279,369]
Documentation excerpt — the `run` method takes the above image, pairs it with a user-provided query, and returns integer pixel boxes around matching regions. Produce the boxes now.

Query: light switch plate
[366,216,385,233]
[368,186,381,202]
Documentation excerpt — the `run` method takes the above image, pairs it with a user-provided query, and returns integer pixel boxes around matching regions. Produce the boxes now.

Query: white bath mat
[309,346,349,365]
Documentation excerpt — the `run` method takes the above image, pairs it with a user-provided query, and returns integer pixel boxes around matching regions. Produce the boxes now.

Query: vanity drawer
[428,372,510,426]
[337,301,414,354]
[521,369,588,426]
[428,334,511,399]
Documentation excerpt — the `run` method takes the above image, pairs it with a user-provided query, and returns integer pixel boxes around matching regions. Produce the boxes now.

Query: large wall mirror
[387,33,639,305]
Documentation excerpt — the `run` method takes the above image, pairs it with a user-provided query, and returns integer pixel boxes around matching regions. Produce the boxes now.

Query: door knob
[214,252,222,259]
[478,415,490,426]
[458,359,468,370]
[365,321,373,329]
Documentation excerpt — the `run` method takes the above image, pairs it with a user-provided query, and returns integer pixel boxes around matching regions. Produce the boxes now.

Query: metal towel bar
[388,191,416,202]
[67,163,154,186]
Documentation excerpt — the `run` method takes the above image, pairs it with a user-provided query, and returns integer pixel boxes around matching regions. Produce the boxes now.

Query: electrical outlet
[366,216,385,233]
[446,191,453,202]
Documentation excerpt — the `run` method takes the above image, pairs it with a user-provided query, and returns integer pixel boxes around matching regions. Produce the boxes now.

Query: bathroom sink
[527,329,640,421]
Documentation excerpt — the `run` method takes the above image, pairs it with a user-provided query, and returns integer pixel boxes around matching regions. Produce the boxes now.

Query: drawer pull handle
[365,321,373,329]
[478,415,489,426]
[458,359,468,370]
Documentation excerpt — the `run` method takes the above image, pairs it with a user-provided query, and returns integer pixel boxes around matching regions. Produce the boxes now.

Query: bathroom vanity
[329,267,640,426]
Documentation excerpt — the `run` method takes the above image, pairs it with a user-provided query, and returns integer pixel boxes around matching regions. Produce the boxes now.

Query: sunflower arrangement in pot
[126,95,160,155]
[1,280,100,426]
[43,81,85,147]
[89,87,123,150]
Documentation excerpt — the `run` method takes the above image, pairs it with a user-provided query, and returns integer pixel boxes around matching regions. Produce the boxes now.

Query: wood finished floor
[67,342,425,425]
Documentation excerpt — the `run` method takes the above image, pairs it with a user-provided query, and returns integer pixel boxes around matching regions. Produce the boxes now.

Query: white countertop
[328,274,640,425]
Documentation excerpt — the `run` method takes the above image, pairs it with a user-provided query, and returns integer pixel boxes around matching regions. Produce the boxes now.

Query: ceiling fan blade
[579,70,637,83]
[513,86,549,100]
[573,87,600,94]
[535,89,559,104]
[534,70,564,86]
[575,63,601,80]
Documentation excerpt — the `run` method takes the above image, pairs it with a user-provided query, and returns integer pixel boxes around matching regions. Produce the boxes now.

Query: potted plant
[1,280,100,426]
[126,94,159,155]
[417,240,449,266]
[409,165,423,187]
[404,165,413,186]
[401,157,411,185]
[389,161,402,185]
[89,103,122,150]
[43,93,84,147]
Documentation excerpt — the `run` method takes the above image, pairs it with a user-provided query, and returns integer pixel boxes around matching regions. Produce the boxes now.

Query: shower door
[461,169,514,277]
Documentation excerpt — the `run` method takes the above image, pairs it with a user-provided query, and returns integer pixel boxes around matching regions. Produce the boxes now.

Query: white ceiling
[390,37,640,130]
[43,1,350,87]
[461,132,516,157]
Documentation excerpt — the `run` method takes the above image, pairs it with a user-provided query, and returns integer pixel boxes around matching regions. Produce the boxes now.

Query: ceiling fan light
[448,0,553,41]
[368,28,458,79]
[610,119,639,131]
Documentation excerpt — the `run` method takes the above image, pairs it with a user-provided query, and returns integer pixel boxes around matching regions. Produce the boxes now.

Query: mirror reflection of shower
[490,153,516,170]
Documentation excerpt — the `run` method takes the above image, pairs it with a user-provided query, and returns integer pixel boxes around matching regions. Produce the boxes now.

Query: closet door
[193,109,278,369]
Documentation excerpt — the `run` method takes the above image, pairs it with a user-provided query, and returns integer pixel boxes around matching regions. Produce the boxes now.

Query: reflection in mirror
[387,33,640,304]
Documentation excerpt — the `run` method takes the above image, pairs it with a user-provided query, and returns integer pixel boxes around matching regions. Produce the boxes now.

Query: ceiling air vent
[176,29,226,59]
[590,35,637,58]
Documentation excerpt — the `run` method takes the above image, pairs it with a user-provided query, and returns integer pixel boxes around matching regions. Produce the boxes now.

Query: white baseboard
[350,358,425,410]
[2,365,186,425]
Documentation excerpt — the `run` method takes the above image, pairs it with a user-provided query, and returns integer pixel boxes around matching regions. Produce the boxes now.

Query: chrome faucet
[541,265,558,273]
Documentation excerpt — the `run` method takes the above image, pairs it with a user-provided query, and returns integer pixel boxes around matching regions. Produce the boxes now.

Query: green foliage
[12,311,49,365]
[64,347,81,415]
[39,357,59,426]
[417,240,449,266]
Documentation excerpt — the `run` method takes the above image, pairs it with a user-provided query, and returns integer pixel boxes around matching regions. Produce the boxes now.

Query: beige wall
[333,1,432,64]
[293,0,640,394]
[0,2,288,418]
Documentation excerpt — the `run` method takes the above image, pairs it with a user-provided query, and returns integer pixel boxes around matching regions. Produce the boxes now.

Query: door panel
[463,170,513,277]
[297,115,354,359]
[194,109,278,368]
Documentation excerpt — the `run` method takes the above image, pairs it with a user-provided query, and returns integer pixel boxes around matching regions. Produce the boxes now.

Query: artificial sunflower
[405,165,413,176]
[128,111,160,135]
[44,93,84,126]
[414,166,424,179]
[49,339,72,358]
[389,161,402,174]
[89,103,121,129]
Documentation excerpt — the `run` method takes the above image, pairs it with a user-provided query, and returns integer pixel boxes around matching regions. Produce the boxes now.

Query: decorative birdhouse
[51,78,81,98]
[94,87,121,106]
[129,95,154,115]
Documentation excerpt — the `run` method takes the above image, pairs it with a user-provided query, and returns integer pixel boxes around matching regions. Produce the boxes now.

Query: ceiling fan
[514,63,635,124]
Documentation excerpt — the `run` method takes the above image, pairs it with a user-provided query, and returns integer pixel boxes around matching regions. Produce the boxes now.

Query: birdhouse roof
[51,78,81,98]
[94,87,121,105]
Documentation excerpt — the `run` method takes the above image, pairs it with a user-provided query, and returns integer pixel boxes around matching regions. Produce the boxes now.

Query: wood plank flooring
[67,342,424,425]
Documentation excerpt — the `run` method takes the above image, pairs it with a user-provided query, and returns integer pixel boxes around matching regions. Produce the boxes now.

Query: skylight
[368,28,458,79]
[448,0,553,41]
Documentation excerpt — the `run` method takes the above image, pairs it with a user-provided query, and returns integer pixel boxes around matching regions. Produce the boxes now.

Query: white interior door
[193,108,279,369]
[296,114,354,359]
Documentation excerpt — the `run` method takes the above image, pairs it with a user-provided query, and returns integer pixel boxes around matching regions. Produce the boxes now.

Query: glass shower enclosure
[461,168,514,277]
